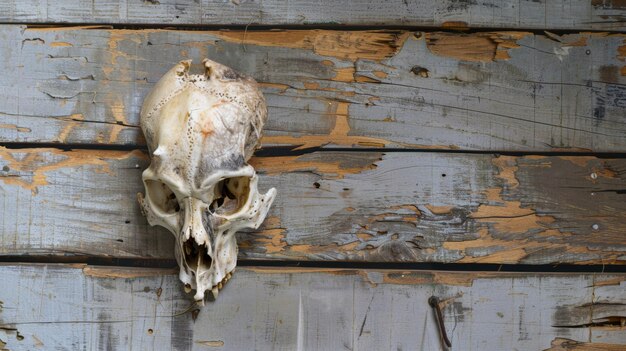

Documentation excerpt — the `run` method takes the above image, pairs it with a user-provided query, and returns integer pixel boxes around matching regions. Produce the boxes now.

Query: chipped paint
[258,82,291,92]
[50,41,72,47]
[332,67,356,82]
[195,340,224,347]
[261,101,390,149]
[425,205,455,215]
[426,32,529,62]
[382,271,514,287]
[0,147,146,193]
[56,113,84,142]
[544,337,626,350]
[82,266,176,278]
[108,99,129,143]
[0,124,31,133]
[250,152,378,178]
[246,216,287,254]
[372,71,388,79]
[208,30,410,62]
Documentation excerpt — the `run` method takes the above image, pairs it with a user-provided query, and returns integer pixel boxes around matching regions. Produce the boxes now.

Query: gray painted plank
[0,264,625,351]
[1,26,625,152]
[0,0,624,30]
[1,148,625,264]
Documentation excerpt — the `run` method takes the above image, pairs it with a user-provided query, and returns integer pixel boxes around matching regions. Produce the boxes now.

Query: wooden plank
[1,148,625,264]
[0,264,625,350]
[0,0,624,31]
[1,26,625,152]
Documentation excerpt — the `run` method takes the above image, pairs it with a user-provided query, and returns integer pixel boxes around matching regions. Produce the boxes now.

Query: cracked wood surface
[0,264,625,351]
[0,0,624,30]
[1,148,624,265]
[1,26,625,152]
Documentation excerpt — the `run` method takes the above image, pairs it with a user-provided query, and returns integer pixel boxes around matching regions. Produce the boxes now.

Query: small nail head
[590,172,597,179]
[592,224,599,230]
[428,296,439,307]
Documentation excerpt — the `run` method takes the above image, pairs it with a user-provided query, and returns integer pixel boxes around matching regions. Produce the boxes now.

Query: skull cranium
[138,59,276,302]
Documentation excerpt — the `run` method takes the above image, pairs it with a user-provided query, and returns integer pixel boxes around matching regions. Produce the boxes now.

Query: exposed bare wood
[0,264,624,350]
[1,148,624,264]
[544,338,626,351]
[0,0,623,30]
[1,26,625,152]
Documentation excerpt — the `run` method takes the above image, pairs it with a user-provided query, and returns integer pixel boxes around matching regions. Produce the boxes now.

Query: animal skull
[137,59,276,302]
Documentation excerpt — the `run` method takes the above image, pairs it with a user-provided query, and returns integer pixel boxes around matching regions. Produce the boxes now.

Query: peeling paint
[250,151,379,178]
[82,266,176,278]
[195,340,224,347]
[0,124,31,133]
[0,147,146,193]
[261,101,390,149]
[208,30,410,62]
[50,41,73,47]
[544,337,626,350]
[426,32,529,62]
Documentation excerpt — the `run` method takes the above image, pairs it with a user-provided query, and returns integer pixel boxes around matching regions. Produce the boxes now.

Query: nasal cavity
[183,238,213,273]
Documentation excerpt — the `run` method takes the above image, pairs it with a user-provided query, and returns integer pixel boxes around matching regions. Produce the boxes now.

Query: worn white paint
[0,264,625,350]
[0,0,623,30]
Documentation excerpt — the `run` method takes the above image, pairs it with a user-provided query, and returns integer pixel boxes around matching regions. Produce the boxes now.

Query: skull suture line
[138,59,276,302]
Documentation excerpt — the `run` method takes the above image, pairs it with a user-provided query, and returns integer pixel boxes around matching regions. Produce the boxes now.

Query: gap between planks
[17,23,626,35]
[0,256,625,274]
[3,142,626,159]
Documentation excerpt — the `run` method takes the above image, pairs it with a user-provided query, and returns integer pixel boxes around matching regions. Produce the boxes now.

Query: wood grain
[1,26,625,152]
[1,148,624,265]
[0,264,625,350]
[0,0,624,30]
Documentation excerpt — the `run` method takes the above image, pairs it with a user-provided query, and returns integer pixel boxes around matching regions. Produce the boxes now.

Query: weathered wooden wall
[1,148,625,264]
[0,1,625,350]
[2,26,625,151]
[0,0,624,30]
[1,265,626,350]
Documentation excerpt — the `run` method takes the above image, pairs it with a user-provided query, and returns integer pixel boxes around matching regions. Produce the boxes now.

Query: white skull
[137,59,276,302]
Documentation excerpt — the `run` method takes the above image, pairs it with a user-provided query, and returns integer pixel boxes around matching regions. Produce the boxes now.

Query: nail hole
[410,66,429,78]
[2,166,9,172]
[313,182,320,188]
[148,329,154,335]
[116,239,123,243]
[125,220,131,224]
[441,173,446,177]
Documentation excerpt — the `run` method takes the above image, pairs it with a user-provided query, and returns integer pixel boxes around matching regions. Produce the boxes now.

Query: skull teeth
[208,270,234,299]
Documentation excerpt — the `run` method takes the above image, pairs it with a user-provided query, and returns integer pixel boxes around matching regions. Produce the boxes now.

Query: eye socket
[209,176,250,215]
[144,180,180,215]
